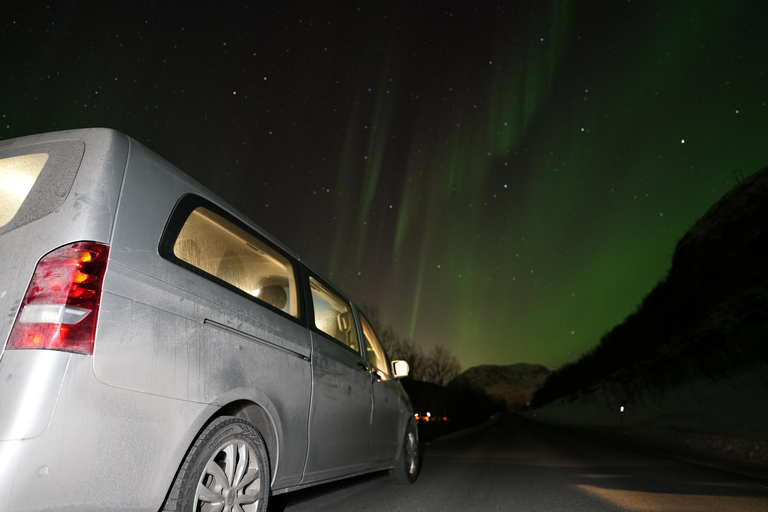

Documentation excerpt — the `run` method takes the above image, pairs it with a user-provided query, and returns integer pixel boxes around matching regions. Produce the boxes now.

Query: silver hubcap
[405,430,418,475]
[195,440,261,512]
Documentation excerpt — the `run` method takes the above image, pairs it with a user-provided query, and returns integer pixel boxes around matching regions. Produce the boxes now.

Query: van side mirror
[391,360,410,379]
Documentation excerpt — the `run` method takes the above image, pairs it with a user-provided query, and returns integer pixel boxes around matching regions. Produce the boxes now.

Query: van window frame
[159,194,305,325]
[301,266,363,358]
[359,313,392,380]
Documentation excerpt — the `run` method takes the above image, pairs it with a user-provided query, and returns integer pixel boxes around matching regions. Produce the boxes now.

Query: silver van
[0,128,419,512]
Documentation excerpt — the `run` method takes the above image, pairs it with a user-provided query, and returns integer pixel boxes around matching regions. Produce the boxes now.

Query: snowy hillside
[527,164,768,475]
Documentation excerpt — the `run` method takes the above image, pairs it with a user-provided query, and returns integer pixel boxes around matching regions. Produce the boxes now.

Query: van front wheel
[163,416,270,512]
[389,423,420,484]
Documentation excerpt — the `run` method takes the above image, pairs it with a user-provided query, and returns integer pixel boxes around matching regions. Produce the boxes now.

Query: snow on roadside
[524,366,768,476]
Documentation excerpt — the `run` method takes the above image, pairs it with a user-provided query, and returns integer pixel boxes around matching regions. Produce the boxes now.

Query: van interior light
[0,153,49,226]
[0,154,48,195]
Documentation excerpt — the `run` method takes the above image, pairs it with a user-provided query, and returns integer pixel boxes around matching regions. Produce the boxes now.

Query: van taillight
[7,242,109,355]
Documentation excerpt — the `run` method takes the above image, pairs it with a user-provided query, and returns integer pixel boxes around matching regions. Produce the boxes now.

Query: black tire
[389,422,420,484]
[163,416,270,512]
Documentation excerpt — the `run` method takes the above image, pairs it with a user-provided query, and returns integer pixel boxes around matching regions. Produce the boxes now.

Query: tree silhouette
[359,303,461,385]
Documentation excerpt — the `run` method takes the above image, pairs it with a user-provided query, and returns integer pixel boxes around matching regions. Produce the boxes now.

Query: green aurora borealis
[2,1,767,370]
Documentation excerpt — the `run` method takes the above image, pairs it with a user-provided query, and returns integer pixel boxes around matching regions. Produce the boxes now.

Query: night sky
[2,1,767,371]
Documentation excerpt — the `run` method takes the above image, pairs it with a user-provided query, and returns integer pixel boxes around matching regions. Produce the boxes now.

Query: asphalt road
[270,413,768,512]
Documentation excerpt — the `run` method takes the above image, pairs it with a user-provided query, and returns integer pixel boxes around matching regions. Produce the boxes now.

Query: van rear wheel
[163,416,270,512]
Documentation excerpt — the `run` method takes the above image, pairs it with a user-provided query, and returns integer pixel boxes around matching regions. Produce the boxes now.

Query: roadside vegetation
[363,305,503,441]
[361,305,462,386]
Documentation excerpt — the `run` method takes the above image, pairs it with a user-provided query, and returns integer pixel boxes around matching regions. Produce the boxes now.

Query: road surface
[270,413,768,512]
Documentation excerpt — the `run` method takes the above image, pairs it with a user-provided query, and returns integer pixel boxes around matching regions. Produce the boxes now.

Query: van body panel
[368,375,403,465]
[0,128,416,510]
[100,138,313,487]
[0,352,211,512]
[0,351,70,441]
[302,331,372,483]
[0,129,127,361]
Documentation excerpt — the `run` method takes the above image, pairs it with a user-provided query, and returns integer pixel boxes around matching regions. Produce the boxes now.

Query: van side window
[309,277,359,353]
[171,206,299,317]
[361,315,390,379]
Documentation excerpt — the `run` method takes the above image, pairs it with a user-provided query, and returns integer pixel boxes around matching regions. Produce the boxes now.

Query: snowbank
[525,366,768,477]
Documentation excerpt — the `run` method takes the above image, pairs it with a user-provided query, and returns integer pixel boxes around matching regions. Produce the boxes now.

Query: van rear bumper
[0,351,209,512]
[0,351,69,441]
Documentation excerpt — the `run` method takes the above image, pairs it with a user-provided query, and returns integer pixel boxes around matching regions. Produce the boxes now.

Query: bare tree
[356,303,461,385]
[421,345,462,386]
[385,334,426,381]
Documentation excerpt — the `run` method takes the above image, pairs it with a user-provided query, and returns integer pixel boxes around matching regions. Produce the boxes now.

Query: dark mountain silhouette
[527,164,768,472]
[450,363,549,409]
[533,164,768,407]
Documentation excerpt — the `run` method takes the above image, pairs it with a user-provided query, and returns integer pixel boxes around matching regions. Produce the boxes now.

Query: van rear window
[0,153,49,228]
[0,141,84,235]
[163,199,300,318]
